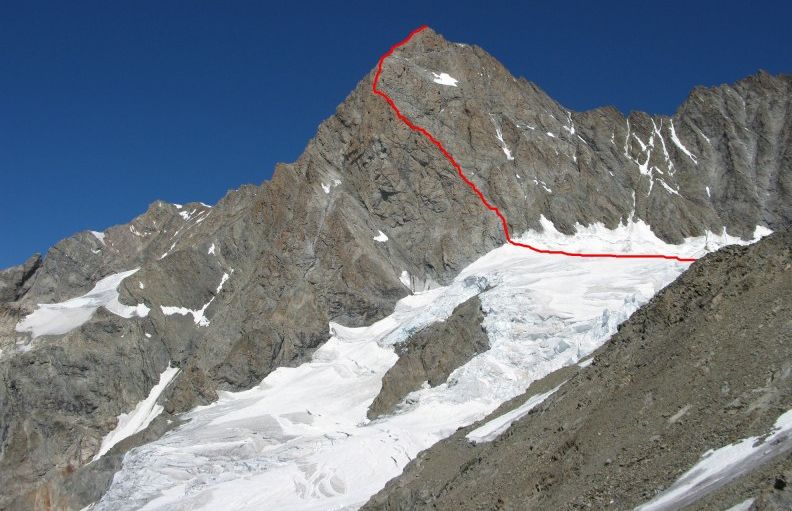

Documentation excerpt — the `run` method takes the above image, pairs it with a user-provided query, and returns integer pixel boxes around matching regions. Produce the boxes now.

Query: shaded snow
[15,269,149,339]
[93,365,180,461]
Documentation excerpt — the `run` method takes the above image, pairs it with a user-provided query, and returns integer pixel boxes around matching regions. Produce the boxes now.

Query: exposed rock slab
[368,295,488,419]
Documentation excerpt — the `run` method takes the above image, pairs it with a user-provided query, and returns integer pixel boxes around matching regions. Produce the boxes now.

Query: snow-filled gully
[96,220,770,510]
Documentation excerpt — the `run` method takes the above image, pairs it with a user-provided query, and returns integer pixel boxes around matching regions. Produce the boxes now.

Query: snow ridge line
[372,25,696,263]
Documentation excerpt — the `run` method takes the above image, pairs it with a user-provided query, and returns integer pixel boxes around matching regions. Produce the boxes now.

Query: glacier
[95,220,770,510]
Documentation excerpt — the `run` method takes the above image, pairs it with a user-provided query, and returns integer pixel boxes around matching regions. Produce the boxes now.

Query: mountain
[0,27,789,510]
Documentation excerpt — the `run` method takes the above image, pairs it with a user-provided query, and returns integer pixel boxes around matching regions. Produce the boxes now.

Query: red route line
[372,25,697,263]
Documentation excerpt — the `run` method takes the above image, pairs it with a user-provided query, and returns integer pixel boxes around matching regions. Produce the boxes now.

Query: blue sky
[1,0,789,268]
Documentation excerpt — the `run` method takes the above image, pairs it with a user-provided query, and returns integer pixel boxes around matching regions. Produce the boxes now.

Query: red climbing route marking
[372,26,697,263]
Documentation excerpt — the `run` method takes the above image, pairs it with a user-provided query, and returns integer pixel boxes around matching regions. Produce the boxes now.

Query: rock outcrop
[368,295,489,419]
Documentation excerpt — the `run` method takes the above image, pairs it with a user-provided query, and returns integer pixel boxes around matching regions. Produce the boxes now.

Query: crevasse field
[93,219,769,510]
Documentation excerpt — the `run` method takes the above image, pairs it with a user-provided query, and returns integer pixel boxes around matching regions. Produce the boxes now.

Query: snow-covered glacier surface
[97,220,769,511]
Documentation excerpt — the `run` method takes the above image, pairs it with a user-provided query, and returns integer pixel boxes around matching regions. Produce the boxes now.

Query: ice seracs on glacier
[96,220,771,511]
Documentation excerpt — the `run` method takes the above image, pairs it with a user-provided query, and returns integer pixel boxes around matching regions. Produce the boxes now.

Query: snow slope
[466,384,564,444]
[15,269,149,339]
[97,220,769,511]
[93,365,180,461]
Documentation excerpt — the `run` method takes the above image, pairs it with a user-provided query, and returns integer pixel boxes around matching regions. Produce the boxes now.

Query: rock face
[376,30,791,243]
[0,254,41,303]
[367,295,489,419]
[363,229,792,511]
[0,27,790,509]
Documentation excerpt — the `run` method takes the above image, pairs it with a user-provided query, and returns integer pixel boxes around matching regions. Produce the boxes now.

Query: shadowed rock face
[362,230,792,511]
[367,295,489,419]
[0,254,41,302]
[0,27,790,509]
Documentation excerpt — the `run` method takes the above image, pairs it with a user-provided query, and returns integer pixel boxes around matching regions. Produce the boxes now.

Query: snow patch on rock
[669,119,698,164]
[160,271,232,327]
[432,72,458,87]
[90,231,106,244]
[15,269,149,339]
[467,384,563,444]
[636,407,792,511]
[92,365,180,461]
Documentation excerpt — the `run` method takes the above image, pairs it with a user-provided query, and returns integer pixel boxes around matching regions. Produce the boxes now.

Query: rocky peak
[0,27,790,510]
[375,27,790,242]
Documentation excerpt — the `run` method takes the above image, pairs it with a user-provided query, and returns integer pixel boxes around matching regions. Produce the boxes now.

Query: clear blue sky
[1,0,789,268]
